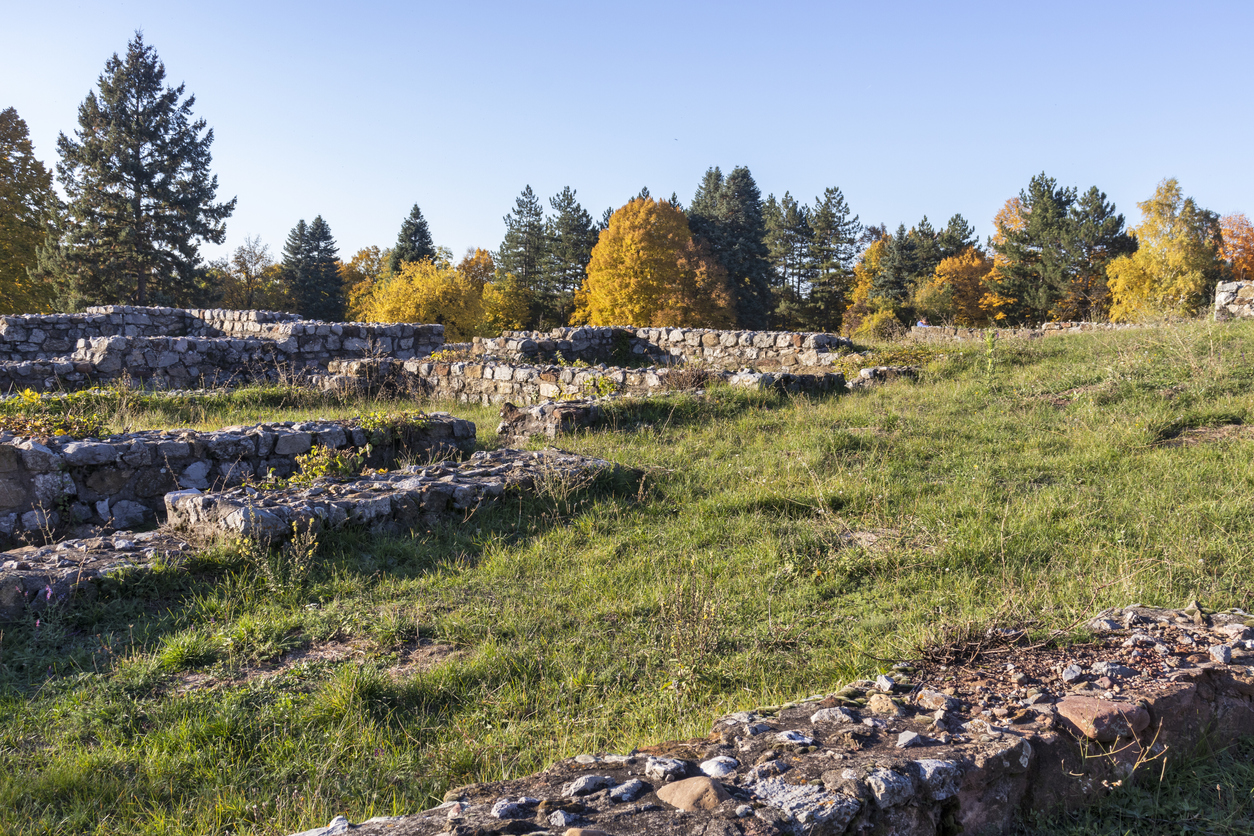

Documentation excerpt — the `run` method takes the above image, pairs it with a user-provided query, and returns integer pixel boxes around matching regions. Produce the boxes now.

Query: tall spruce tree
[0,108,59,314]
[987,173,1078,323]
[874,224,917,305]
[687,166,724,247]
[937,213,978,259]
[497,185,546,327]
[1056,187,1136,320]
[387,204,436,273]
[806,186,861,332]
[909,216,942,281]
[545,187,596,325]
[688,166,772,329]
[42,32,235,308]
[284,216,342,320]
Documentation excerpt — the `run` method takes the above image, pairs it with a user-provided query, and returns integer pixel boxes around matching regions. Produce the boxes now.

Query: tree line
[3,33,1254,336]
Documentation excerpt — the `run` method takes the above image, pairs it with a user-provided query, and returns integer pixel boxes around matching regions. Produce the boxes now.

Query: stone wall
[0,306,444,392]
[1214,281,1254,320]
[320,358,847,405]
[471,326,851,368]
[165,448,627,544]
[909,321,1136,343]
[0,414,474,545]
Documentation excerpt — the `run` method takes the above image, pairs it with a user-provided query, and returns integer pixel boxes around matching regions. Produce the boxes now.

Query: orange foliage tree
[1221,213,1254,282]
[980,198,1024,320]
[573,198,734,327]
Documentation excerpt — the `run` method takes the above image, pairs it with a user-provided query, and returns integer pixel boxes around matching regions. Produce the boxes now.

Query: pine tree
[1056,188,1136,321]
[687,166,724,247]
[497,185,546,327]
[910,216,941,281]
[545,187,597,325]
[874,224,917,305]
[688,166,771,329]
[937,213,978,260]
[387,204,436,273]
[40,32,235,308]
[806,186,861,331]
[284,216,343,320]
[986,173,1077,323]
[0,108,58,314]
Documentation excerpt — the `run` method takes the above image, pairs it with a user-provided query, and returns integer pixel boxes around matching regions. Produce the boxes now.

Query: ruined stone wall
[1214,280,1254,320]
[0,414,474,545]
[321,358,846,405]
[472,326,851,368]
[0,305,445,393]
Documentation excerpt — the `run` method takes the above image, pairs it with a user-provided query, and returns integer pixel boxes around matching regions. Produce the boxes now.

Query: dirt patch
[174,638,463,693]
[1156,423,1254,447]
[386,641,466,677]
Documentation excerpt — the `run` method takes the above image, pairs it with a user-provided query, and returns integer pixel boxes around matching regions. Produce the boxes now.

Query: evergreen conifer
[40,32,234,308]
[387,204,436,273]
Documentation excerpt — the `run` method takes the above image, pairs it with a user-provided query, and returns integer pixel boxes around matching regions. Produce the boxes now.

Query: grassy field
[2,320,1254,835]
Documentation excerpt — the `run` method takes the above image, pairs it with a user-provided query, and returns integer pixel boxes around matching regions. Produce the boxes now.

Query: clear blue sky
[4,1,1252,264]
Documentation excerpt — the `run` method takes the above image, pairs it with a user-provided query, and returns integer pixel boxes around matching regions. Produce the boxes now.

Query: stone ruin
[0,414,474,546]
[471,326,852,369]
[1215,280,1254,320]
[0,306,443,392]
[279,605,1254,836]
[4,304,1254,834]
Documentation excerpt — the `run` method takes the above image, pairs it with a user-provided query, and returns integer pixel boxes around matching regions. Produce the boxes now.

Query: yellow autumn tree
[573,197,734,327]
[357,247,529,339]
[342,246,389,320]
[923,247,994,326]
[1107,179,1224,322]
[842,236,887,337]
[979,197,1024,321]
[1220,213,1254,282]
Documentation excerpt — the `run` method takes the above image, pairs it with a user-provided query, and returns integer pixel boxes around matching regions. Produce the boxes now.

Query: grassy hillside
[2,320,1254,835]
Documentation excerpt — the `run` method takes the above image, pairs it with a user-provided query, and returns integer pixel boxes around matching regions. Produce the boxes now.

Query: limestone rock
[656,776,731,812]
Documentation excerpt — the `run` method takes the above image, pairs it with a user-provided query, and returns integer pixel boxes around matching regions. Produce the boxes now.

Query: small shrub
[241,523,321,596]
[289,445,366,488]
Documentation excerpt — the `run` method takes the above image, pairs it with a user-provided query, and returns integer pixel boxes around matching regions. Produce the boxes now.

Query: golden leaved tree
[1107,179,1224,322]
[573,198,734,328]
[342,246,389,320]
[357,248,525,339]
[921,247,994,326]
[979,197,1024,321]
[1220,213,1254,282]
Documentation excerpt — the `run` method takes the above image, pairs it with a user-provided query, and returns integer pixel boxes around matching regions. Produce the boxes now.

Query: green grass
[3,320,1254,834]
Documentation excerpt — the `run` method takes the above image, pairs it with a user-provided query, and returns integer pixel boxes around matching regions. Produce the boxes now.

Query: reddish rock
[1055,696,1150,742]
[656,776,731,811]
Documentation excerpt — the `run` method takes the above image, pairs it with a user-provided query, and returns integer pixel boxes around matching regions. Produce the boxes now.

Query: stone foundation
[319,358,847,405]
[0,414,474,544]
[0,306,443,393]
[287,604,1254,836]
[165,448,630,543]
[472,326,852,368]
[1215,281,1254,320]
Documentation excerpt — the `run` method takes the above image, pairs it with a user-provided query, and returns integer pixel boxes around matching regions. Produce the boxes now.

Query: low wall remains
[0,414,474,545]
[1215,281,1254,320]
[0,306,444,392]
[165,447,629,543]
[471,326,851,368]
[285,604,1254,836]
[319,358,846,404]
